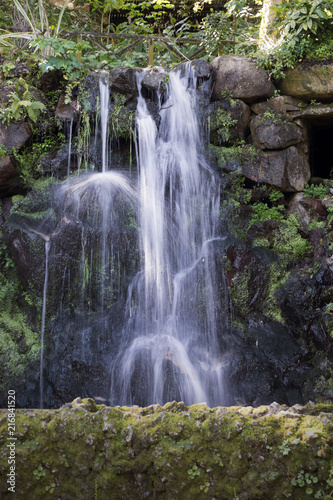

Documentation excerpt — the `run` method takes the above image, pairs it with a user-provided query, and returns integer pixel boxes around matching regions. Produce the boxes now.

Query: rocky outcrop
[0,399,332,500]
[278,62,333,101]
[210,143,310,192]
[244,146,310,192]
[109,65,138,99]
[211,55,276,103]
[0,122,31,150]
[250,114,303,150]
[0,156,24,197]
[55,93,80,121]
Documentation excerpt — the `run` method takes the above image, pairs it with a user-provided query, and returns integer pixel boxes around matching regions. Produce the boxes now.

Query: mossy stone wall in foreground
[0,398,333,499]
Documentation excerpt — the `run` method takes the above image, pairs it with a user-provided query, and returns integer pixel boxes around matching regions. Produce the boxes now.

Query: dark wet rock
[141,68,169,95]
[251,96,288,117]
[0,155,24,198]
[176,59,213,80]
[242,145,310,192]
[250,114,303,150]
[0,121,32,150]
[38,69,65,93]
[211,55,275,103]
[109,65,139,99]
[55,93,80,121]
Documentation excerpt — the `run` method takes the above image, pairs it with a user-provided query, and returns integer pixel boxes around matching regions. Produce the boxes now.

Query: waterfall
[67,117,73,178]
[39,239,50,409]
[110,65,226,407]
[99,72,110,172]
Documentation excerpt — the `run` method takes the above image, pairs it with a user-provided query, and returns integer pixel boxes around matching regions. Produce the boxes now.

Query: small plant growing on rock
[278,440,291,456]
[291,469,318,495]
[303,183,329,200]
[187,464,200,479]
[33,465,46,480]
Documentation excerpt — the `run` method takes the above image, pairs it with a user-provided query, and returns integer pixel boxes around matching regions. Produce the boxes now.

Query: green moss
[230,268,251,317]
[210,143,261,170]
[0,399,332,499]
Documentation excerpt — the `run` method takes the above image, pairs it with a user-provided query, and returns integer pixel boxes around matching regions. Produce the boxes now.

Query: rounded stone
[211,55,276,103]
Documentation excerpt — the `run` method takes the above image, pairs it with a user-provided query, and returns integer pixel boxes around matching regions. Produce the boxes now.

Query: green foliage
[0,145,10,159]
[187,464,200,479]
[291,469,319,493]
[278,440,291,456]
[230,268,251,317]
[0,78,46,125]
[303,183,329,199]
[273,0,333,39]
[33,465,46,480]
[0,0,72,51]
[200,0,259,57]
[272,213,311,259]
[250,202,284,224]
[0,309,40,391]
[257,0,333,80]
[13,133,65,188]
[33,37,93,81]
[211,107,238,144]
[2,62,16,78]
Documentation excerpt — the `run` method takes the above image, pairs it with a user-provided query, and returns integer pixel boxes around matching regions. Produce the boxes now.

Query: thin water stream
[39,239,50,409]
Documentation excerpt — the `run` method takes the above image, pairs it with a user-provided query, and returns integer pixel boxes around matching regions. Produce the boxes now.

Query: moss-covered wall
[0,398,333,499]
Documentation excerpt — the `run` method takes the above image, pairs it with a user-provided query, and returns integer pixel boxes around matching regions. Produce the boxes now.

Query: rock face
[55,93,80,121]
[109,65,138,99]
[278,62,333,101]
[250,115,303,150]
[0,122,31,150]
[211,55,276,103]
[0,156,24,197]
[243,146,310,192]
[0,400,332,500]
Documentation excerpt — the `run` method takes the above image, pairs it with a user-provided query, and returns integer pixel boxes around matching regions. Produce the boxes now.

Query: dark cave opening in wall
[309,117,333,179]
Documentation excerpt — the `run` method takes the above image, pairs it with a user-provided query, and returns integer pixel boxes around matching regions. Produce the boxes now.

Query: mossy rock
[1,399,333,499]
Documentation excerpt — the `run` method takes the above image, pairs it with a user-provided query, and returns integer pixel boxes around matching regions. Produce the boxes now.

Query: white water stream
[110,65,225,406]
[39,239,50,409]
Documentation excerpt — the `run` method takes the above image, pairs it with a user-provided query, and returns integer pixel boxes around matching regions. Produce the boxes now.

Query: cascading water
[99,71,110,173]
[110,65,227,407]
[8,65,229,409]
[39,239,50,409]
[67,117,73,178]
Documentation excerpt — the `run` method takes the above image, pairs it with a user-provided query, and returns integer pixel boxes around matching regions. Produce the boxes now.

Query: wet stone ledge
[0,398,333,499]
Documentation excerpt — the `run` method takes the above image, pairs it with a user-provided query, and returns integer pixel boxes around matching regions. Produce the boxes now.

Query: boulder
[209,98,251,146]
[288,103,333,120]
[251,96,288,117]
[55,93,80,121]
[278,62,333,101]
[109,66,138,99]
[176,59,212,80]
[0,121,32,150]
[250,115,303,150]
[242,146,310,192]
[141,67,169,95]
[211,55,276,103]
[0,155,24,198]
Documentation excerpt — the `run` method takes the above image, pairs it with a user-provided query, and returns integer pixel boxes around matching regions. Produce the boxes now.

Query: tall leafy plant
[0,0,71,51]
